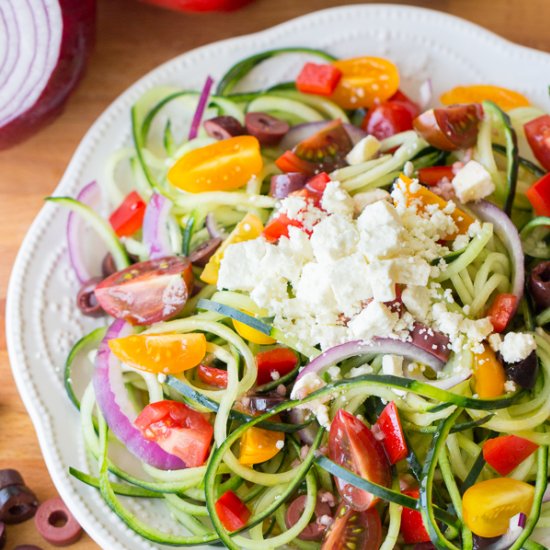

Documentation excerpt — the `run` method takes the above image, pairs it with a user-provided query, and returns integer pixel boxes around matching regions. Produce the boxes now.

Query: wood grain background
[1,0,549,547]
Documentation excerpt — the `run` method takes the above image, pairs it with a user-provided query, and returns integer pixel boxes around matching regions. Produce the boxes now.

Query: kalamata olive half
[0,485,38,524]
[188,237,222,267]
[245,112,289,146]
[101,253,117,278]
[269,173,307,199]
[0,470,24,490]
[285,495,333,541]
[410,322,451,363]
[504,350,539,390]
[76,278,104,317]
[238,394,285,414]
[529,261,550,310]
[203,116,245,140]
[34,497,83,546]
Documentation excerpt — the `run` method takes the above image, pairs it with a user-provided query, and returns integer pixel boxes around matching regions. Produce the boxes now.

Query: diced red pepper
[109,191,146,237]
[296,62,342,96]
[256,347,298,385]
[486,293,518,333]
[483,435,539,476]
[524,115,550,172]
[197,364,228,388]
[400,489,430,544]
[262,214,303,243]
[526,173,550,217]
[215,490,250,532]
[417,165,455,186]
[275,150,316,174]
[374,401,408,464]
[306,171,331,193]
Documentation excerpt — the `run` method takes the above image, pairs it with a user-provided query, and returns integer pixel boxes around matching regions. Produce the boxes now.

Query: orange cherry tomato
[473,345,506,398]
[329,56,399,109]
[233,312,276,345]
[239,426,284,465]
[109,333,207,374]
[167,136,263,193]
[440,85,530,112]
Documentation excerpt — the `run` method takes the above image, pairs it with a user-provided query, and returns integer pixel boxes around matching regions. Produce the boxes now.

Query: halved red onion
[467,200,524,316]
[0,0,95,149]
[270,173,308,199]
[296,338,445,382]
[142,193,173,259]
[67,181,102,284]
[93,319,185,470]
[188,75,213,140]
[279,121,366,152]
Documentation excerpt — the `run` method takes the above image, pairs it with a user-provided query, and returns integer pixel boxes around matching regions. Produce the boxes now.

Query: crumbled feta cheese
[365,261,396,302]
[500,332,537,364]
[347,364,374,377]
[275,439,285,450]
[488,333,503,353]
[358,200,404,259]
[321,181,355,217]
[352,189,391,215]
[402,286,431,322]
[217,238,267,290]
[452,160,495,203]
[504,380,517,393]
[348,302,399,340]
[390,257,431,287]
[382,355,405,396]
[345,135,381,165]
[290,373,332,428]
[310,214,358,264]
[296,263,338,313]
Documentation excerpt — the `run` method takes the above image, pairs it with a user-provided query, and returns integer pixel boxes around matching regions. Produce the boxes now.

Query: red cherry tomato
[400,489,431,544]
[524,115,550,171]
[483,435,539,476]
[361,101,415,140]
[134,400,213,467]
[306,172,331,194]
[140,0,253,13]
[215,491,251,532]
[373,401,408,464]
[256,347,298,385]
[94,256,193,325]
[486,293,518,333]
[109,191,146,238]
[328,409,391,511]
[413,104,483,151]
[389,90,421,119]
[275,151,317,175]
[197,364,228,388]
[417,165,455,186]
[296,63,343,96]
[321,503,382,550]
[526,173,550,217]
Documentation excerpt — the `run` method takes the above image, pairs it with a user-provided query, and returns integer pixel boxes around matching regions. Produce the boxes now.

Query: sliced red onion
[429,371,471,390]
[0,0,95,149]
[410,323,451,363]
[67,181,102,284]
[142,193,173,259]
[296,338,445,382]
[288,409,317,445]
[418,79,433,109]
[279,121,366,152]
[188,75,213,140]
[93,319,185,470]
[468,200,524,316]
[270,173,308,199]
[205,213,225,239]
[485,513,525,550]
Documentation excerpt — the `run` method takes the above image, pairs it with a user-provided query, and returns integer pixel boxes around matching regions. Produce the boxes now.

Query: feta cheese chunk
[382,355,405,395]
[217,238,267,290]
[499,332,537,364]
[402,286,431,322]
[345,135,381,165]
[353,189,391,215]
[452,160,495,203]
[290,373,331,428]
[296,263,337,313]
[310,214,358,264]
[321,181,355,217]
[358,200,404,259]
[365,261,396,302]
[348,302,399,340]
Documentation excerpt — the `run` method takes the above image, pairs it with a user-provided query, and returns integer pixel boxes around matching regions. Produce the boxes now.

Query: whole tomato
[140,0,254,12]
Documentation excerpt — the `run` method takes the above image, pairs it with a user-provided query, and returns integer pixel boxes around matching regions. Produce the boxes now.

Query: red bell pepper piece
[109,191,146,237]
[256,347,298,385]
[215,490,250,531]
[296,62,342,96]
[400,489,430,544]
[417,165,455,186]
[389,90,421,119]
[524,115,550,172]
[526,172,550,217]
[486,293,518,333]
[374,401,408,464]
[306,171,331,193]
[263,214,303,243]
[483,435,539,476]
[197,364,228,388]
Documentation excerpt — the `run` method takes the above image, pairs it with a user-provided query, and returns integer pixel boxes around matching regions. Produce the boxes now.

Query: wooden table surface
[1,0,549,547]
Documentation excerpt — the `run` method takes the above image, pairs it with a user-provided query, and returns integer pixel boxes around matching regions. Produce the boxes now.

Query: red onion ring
[93,319,185,470]
[67,181,102,284]
[296,338,445,382]
[142,193,173,259]
[0,0,95,149]
[188,75,213,140]
[279,121,366,152]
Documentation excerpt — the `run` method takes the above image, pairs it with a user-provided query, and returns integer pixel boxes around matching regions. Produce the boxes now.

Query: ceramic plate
[6,4,550,548]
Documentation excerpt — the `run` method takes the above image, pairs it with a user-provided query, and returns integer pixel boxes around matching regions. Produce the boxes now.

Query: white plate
[7,4,550,549]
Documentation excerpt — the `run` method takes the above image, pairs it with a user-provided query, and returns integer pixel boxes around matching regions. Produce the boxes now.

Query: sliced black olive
[0,470,24,490]
[0,485,38,524]
[530,261,550,311]
[504,350,539,390]
[238,394,285,414]
[76,278,104,317]
[34,497,83,546]
[203,116,245,140]
[188,237,222,267]
[245,112,289,146]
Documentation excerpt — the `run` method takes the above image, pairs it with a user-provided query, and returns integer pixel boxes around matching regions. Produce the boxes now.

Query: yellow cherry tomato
[200,213,264,285]
[463,478,535,537]
[397,174,474,237]
[440,85,530,112]
[232,311,275,345]
[473,345,506,398]
[239,426,284,465]
[108,333,206,374]
[329,56,399,109]
[167,136,263,193]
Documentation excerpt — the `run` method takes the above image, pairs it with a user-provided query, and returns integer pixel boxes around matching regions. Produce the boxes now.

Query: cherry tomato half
[417,165,455,186]
[373,401,408,464]
[256,347,299,385]
[361,101,414,141]
[109,191,146,238]
[526,172,550,217]
[135,400,213,467]
[440,85,529,112]
[321,503,382,550]
[197,364,228,388]
[94,256,194,325]
[400,489,430,544]
[413,104,483,151]
[168,136,263,193]
[525,115,550,172]
[215,491,250,532]
[486,293,518,333]
[483,435,538,476]
[328,409,391,511]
